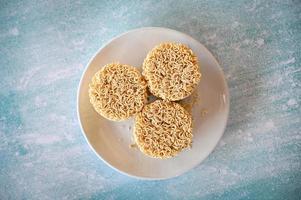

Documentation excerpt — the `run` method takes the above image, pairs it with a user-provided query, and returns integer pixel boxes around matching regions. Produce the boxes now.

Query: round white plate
[77,27,229,180]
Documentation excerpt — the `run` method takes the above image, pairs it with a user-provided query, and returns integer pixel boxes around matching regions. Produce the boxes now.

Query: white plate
[77,27,229,180]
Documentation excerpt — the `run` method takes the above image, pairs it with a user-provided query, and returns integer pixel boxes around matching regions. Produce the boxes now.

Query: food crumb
[178,91,199,114]
[191,91,199,106]
[182,104,192,113]
[201,109,208,117]
[130,143,138,148]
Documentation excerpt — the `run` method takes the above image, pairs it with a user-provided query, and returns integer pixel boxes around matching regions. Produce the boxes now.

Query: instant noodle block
[89,63,148,121]
[143,42,201,101]
[134,100,193,159]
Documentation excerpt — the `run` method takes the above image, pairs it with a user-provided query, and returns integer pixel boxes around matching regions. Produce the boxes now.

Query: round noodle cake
[134,100,193,159]
[143,42,201,101]
[89,63,148,121]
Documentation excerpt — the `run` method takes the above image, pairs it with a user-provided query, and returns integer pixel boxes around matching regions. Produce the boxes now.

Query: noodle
[134,100,193,159]
[89,63,148,121]
[142,42,201,101]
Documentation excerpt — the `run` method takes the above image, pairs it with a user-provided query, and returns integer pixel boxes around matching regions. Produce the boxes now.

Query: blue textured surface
[0,0,301,199]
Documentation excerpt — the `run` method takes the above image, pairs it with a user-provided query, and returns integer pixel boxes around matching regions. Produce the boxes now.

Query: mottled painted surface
[0,0,301,199]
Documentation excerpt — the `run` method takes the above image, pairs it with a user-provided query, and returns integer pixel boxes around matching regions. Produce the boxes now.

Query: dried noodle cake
[143,42,201,101]
[134,100,193,159]
[89,63,148,121]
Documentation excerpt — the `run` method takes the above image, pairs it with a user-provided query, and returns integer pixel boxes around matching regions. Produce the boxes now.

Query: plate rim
[77,27,230,180]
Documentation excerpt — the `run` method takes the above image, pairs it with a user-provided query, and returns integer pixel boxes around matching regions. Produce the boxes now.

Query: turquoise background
[0,0,300,199]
